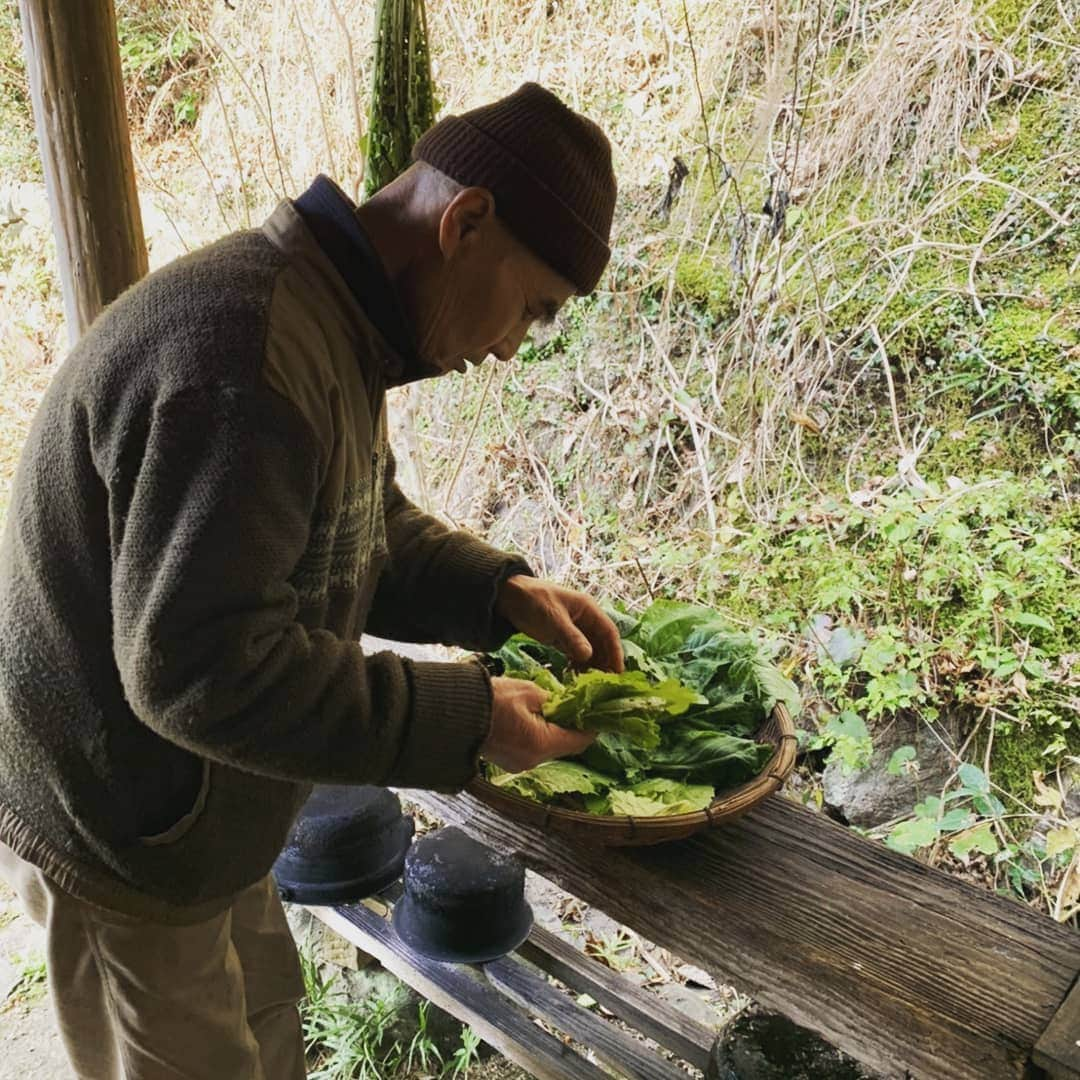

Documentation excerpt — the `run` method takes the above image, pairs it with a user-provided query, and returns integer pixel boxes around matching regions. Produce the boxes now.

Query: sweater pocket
[137,759,211,846]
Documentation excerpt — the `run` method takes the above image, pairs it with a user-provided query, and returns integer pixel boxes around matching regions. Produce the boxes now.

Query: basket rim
[467,701,798,830]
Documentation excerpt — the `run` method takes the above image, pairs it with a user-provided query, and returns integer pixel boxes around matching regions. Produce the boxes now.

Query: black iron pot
[273,785,414,905]
[391,826,533,963]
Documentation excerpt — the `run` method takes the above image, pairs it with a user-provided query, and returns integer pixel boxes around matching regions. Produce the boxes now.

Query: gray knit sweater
[0,197,528,922]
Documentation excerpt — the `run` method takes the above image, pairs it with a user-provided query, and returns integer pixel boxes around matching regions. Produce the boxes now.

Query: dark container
[273,785,414,904]
[391,826,533,963]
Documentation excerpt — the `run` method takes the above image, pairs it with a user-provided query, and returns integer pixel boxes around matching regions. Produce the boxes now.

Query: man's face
[414,189,576,375]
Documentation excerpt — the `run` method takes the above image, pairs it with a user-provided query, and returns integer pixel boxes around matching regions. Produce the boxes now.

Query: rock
[1063,765,1080,819]
[654,981,725,1032]
[283,903,462,1058]
[337,966,464,1058]
[677,962,718,990]
[284,903,376,971]
[822,715,955,828]
[710,1006,879,1079]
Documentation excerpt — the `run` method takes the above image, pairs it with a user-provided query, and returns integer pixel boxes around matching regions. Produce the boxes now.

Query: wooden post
[18,0,148,344]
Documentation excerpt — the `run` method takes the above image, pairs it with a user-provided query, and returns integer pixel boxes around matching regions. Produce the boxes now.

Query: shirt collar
[293,175,433,384]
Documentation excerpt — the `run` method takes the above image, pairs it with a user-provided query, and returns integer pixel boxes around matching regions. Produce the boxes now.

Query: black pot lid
[273,785,414,905]
[392,892,533,964]
[390,827,532,963]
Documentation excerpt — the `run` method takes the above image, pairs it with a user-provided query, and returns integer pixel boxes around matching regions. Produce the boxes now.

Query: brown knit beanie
[412,83,617,294]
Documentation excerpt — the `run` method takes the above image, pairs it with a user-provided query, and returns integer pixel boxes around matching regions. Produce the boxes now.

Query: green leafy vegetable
[648,725,775,787]
[488,760,611,801]
[542,670,704,748]
[605,778,716,817]
[485,599,798,817]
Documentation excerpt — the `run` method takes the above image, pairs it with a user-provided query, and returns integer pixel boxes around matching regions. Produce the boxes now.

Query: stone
[284,904,376,971]
[653,981,724,1032]
[822,715,956,828]
[336,966,464,1059]
[1063,765,1080,820]
[709,1006,880,1079]
[284,903,461,1058]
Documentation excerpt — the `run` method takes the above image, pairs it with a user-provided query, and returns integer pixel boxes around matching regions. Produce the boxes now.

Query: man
[0,83,620,1078]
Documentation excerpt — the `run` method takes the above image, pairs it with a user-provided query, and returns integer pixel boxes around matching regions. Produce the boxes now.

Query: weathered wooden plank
[518,925,715,1071]
[484,952,690,1080]
[1034,976,1080,1079]
[402,789,1080,1080]
[310,904,610,1080]
[17,0,148,342]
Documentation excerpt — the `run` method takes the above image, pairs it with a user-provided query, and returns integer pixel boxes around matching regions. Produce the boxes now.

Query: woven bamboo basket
[466,701,797,846]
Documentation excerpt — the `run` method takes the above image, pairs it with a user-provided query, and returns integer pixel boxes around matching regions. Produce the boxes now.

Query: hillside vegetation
[0,0,1076,921]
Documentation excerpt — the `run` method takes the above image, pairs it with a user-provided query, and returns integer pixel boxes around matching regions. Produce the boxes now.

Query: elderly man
[0,83,620,1078]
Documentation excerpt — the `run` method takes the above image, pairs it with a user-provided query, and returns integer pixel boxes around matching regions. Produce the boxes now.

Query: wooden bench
[348,788,1077,1080]
[312,890,720,1080]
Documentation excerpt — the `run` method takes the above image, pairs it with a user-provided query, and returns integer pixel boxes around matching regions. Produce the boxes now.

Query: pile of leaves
[484,601,801,817]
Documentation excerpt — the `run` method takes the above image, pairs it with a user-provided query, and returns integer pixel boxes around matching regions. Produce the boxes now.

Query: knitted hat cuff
[412,85,616,294]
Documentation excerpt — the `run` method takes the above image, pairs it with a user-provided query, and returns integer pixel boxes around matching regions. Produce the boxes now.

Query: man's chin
[441,356,484,375]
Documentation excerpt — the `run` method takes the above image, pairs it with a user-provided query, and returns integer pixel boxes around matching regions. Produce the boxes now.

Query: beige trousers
[0,841,307,1080]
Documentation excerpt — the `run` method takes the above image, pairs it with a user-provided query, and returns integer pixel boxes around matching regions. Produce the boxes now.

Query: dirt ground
[0,881,72,1079]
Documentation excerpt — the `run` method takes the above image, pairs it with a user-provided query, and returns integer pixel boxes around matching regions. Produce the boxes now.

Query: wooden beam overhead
[18,0,148,343]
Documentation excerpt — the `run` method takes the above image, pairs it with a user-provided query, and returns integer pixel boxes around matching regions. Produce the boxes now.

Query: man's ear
[438,186,496,260]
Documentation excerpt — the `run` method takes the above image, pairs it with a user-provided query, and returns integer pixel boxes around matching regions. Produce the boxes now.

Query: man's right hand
[481,676,595,774]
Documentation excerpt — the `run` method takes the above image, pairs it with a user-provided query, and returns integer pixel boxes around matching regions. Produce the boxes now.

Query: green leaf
[1045,826,1080,858]
[542,669,705,748]
[914,796,942,819]
[630,600,722,657]
[938,809,977,832]
[887,745,917,776]
[972,793,1006,819]
[607,778,715,817]
[647,725,774,788]
[487,761,612,802]
[1010,611,1054,632]
[490,633,570,680]
[957,763,990,794]
[886,818,939,854]
[949,824,999,860]
[826,711,870,742]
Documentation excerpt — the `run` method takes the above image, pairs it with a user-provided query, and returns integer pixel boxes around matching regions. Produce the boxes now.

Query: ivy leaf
[972,793,1006,819]
[949,824,999,861]
[886,818,939,854]
[1033,771,1063,810]
[938,809,977,832]
[957,763,990,794]
[826,625,866,667]
[887,745,917,776]
[1046,826,1080,859]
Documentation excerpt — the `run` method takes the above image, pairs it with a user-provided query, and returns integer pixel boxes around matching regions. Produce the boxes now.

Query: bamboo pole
[18,0,148,344]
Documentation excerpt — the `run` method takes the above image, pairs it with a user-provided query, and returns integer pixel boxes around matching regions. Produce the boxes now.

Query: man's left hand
[496,575,624,673]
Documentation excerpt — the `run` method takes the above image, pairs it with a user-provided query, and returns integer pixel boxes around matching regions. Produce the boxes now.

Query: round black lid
[391,827,532,963]
[273,785,413,904]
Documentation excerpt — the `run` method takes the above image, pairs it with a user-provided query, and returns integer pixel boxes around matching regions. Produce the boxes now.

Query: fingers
[571,604,625,674]
[556,618,594,669]
[484,678,595,773]
[509,718,594,772]
[541,723,596,758]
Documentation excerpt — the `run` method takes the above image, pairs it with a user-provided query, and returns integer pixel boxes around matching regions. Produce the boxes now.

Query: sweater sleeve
[364,445,533,651]
[110,384,490,792]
